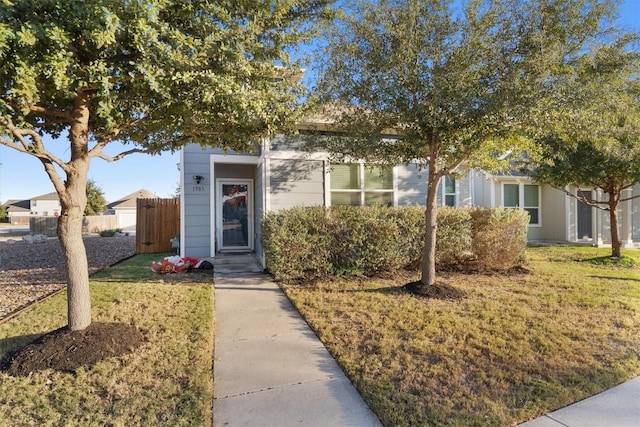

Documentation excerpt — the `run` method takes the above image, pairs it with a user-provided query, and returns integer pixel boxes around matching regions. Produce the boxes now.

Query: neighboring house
[473,171,640,247]
[104,189,157,232]
[2,192,62,224]
[29,192,62,217]
[2,198,31,224]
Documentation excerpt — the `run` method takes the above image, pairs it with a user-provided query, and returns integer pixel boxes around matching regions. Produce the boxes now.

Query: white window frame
[501,182,541,227]
[440,176,457,207]
[329,163,396,207]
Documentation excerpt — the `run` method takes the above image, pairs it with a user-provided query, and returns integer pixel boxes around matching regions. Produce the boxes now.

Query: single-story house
[104,189,157,232]
[178,132,640,263]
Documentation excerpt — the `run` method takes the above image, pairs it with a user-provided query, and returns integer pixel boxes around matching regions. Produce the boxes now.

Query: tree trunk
[57,90,92,331]
[58,204,91,330]
[420,166,441,286]
[608,198,622,258]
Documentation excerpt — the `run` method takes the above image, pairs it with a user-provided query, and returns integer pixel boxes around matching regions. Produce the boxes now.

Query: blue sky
[1,1,639,204]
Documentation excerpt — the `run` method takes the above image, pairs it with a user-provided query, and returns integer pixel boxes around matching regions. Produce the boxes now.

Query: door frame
[216,179,254,252]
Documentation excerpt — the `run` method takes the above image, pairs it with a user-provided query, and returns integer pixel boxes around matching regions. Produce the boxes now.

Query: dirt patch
[403,280,467,300]
[1,322,144,377]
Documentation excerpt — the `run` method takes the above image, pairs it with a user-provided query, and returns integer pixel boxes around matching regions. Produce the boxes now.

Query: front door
[577,190,593,240]
[217,180,253,251]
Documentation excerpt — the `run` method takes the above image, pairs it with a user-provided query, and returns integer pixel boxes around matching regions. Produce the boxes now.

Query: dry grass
[0,254,214,427]
[281,246,640,426]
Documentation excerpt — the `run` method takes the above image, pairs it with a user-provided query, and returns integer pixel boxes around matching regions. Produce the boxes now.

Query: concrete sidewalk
[212,265,639,427]
[518,376,640,427]
[213,272,382,427]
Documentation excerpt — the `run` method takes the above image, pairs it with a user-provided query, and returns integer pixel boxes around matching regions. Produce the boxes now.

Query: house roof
[107,189,157,209]
[2,199,30,212]
[31,192,59,201]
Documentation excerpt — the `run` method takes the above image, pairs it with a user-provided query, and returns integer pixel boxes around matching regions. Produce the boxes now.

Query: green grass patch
[281,246,640,426]
[0,253,214,427]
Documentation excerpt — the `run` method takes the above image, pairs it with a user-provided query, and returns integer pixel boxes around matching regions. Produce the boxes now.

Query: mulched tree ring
[403,280,466,300]
[1,322,144,377]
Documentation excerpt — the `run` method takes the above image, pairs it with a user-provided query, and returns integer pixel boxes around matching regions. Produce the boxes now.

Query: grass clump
[281,246,640,426]
[0,253,214,427]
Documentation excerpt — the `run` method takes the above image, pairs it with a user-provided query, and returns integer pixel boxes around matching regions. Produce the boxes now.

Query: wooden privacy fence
[30,215,118,237]
[136,198,180,253]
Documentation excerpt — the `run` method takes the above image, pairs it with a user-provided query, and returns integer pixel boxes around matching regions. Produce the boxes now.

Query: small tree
[526,36,640,258]
[310,0,615,289]
[85,180,107,216]
[0,0,332,330]
[0,204,6,222]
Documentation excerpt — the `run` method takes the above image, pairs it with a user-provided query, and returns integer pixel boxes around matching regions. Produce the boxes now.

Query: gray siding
[182,144,214,257]
[396,164,428,206]
[268,159,325,210]
[396,164,473,207]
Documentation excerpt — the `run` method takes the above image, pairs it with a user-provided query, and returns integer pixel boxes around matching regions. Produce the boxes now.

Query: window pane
[445,195,455,207]
[331,192,360,206]
[331,164,360,190]
[364,192,393,206]
[445,176,455,194]
[525,208,539,224]
[524,185,539,207]
[504,184,519,207]
[363,166,393,190]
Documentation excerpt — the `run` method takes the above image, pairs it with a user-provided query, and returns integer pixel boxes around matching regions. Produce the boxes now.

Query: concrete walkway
[518,376,640,427]
[213,271,382,427]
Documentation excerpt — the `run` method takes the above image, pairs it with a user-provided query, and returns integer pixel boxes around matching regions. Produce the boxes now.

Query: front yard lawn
[0,253,214,427]
[281,246,640,426]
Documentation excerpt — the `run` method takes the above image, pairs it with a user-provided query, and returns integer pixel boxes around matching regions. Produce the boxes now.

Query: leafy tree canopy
[309,0,618,286]
[524,35,640,257]
[85,179,107,216]
[0,0,334,330]
[527,35,640,192]
[0,0,332,154]
[310,0,617,172]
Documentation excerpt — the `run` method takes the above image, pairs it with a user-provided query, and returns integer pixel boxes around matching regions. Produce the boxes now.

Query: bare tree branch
[30,105,72,120]
[0,117,71,172]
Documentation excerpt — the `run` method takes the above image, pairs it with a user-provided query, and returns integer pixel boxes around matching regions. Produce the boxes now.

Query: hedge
[261,206,529,281]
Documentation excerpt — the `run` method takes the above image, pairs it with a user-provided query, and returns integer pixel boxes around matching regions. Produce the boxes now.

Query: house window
[441,176,456,207]
[503,183,540,225]
[330,163,394,206]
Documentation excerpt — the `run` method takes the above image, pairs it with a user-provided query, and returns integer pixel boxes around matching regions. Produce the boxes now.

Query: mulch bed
[403,280,467,300]
[1,322,144,377]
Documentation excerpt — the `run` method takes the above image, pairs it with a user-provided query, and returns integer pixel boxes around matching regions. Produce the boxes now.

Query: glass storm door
[218,180,253,251]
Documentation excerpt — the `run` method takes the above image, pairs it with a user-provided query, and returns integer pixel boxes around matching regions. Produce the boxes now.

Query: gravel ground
[0,235,136,320]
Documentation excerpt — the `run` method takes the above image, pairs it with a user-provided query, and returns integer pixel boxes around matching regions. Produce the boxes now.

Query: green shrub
[99,228,122,237]
[261,206,529,280]
[391,206,425,270]
[435,207,473,270]
[261,207,332,280]
[329,206,407,276]
[470,207,529,270]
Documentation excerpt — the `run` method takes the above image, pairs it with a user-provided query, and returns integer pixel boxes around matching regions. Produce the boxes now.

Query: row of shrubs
[261,206,529,281]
